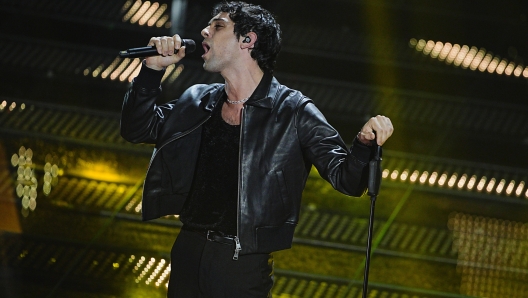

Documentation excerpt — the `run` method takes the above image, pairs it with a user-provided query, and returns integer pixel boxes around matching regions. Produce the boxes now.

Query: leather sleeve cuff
[133,60,166,89]
[351,137,372,164]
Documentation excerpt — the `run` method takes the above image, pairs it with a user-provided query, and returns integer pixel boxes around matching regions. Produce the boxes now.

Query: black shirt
[179,98,240,236]
[179,71,272,236]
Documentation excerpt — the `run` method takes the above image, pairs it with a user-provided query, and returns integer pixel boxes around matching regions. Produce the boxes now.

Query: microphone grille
[182,39,196,53]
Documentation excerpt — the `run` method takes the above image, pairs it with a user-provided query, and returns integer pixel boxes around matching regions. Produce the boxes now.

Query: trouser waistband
[182,225,235,246]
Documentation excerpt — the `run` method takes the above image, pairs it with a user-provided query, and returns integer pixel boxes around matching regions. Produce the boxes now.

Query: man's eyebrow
[208,17,229,25]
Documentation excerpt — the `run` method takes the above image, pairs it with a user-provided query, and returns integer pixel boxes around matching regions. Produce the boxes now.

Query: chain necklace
[226,97,249,104]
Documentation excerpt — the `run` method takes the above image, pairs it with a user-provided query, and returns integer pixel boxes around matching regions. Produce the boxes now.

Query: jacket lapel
[201,84,225,112]
[245,72,277,109]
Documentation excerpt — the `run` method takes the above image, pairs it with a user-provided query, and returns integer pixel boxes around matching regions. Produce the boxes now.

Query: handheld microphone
[367,144,382,197]
[366,132,382,197]
[118,39,196,58]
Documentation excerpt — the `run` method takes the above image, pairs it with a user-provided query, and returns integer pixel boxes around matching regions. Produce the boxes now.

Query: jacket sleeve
[120,63,172,144]
[296,99,371,197]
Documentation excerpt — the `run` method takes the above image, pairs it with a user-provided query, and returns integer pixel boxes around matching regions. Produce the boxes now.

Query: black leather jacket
[121,67,371,257]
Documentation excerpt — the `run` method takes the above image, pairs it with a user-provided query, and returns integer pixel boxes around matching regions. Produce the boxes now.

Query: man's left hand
[358,115,394,146]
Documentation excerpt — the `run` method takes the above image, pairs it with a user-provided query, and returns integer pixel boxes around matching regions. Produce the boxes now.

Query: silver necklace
[226,97,249,104]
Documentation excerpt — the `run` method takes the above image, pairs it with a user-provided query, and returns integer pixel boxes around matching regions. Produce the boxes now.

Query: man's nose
[201,27,209,38]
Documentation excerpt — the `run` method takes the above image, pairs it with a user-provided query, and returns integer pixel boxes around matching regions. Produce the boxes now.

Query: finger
[382,116,394,141]
[160,37,170,56]
[374,118,387,146]
[363,117,379,139]
[361,115,394,144]
[147,37,157,46]
[373,116,386,145]
[374,116,393,145]
[176,46,186,59]
[166,37,175,56]
[173,34,182,50]
[148,37,162,55]
[359,130,375,140]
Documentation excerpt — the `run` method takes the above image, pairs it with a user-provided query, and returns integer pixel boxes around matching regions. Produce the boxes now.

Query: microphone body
[367,145,382,197]
[119,39,196,58]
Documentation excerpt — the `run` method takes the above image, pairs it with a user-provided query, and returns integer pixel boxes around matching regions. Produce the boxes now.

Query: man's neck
[222,66,264,102]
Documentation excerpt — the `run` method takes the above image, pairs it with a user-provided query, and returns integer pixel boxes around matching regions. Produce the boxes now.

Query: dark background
[1,1,528,297]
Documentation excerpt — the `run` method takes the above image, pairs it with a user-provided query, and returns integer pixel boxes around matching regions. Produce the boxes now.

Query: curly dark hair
[212,1,282,73]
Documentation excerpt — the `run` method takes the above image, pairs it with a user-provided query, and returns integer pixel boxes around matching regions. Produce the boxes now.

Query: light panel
[383,164,528,200]
[449,212,528,297]
[84,57,185,84]
[121,0,170,28]
[410,38,528,78]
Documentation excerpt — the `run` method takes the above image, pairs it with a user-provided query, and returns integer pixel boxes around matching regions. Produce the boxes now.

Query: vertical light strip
[101,57,122,79]
[123,0,142,22]
[110,58,131,80]
[156,15,170,27]
[419,171,429,184]
[119,59,141,81]
[438,43,452,61]
[410,170,419,183]
[128,62,143,82]
[516,181,525,197]
[399,169,409,181]
[486,178,496,193]
[496,59,508,75]
[139,2,159,25]
[121,0,134,13]
[390,169,399,180]
[161,64,176,83]
[167,64,185,84]
[466,175,477,190]
[453,45,469,67]
[122,1,170,27]
[148,4,167,26]
[428,171,438,185]
[478,53,493,72]
[457,174,468,189]
[92,64,105,78]
[469,49,485,70]
[505,180,515,195]
[130,1,152,24]
[438,173,448,186]
[513,65,524,77]
[446,44,461,65]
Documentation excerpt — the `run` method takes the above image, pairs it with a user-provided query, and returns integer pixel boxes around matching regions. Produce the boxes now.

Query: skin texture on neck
[223,66,264,102]
[201,12,264,124]
[220,55,263,125]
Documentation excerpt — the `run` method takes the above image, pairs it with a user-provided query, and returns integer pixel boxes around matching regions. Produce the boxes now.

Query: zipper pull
[233,236,242,260]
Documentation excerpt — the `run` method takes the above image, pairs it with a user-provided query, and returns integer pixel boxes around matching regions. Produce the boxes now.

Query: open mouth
[202,43,210,54]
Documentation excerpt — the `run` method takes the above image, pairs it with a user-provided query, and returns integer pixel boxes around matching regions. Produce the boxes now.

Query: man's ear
[241,32,257,49]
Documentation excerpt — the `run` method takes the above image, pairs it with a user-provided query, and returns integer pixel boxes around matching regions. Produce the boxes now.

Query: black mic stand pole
[362,142,382,298]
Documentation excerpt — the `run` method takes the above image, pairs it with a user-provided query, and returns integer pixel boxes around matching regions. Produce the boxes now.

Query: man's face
[200,12,240,73]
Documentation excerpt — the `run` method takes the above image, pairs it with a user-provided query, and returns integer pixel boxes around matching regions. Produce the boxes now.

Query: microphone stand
[362,142,382,298]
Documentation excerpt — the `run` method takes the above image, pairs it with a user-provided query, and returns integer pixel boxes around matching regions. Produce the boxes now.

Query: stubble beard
[202,56,224,73]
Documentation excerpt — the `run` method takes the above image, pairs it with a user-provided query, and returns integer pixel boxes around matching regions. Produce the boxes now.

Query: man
[121,1,393,297]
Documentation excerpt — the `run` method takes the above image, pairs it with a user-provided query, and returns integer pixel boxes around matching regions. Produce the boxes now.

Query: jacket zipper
[153,87,222,155]
[233,106,245,260]
[152,116,210,159]
[144,108,214,192]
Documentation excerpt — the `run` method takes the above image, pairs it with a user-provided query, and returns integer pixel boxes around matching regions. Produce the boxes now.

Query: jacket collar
[202,84,225,112]
[245,70,275,109]
[204,70,278,111]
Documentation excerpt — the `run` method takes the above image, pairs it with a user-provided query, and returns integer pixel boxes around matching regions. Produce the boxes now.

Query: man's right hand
[144,34,187,70]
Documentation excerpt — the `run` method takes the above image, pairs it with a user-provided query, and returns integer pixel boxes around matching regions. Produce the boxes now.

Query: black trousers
[167,227,274,298]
